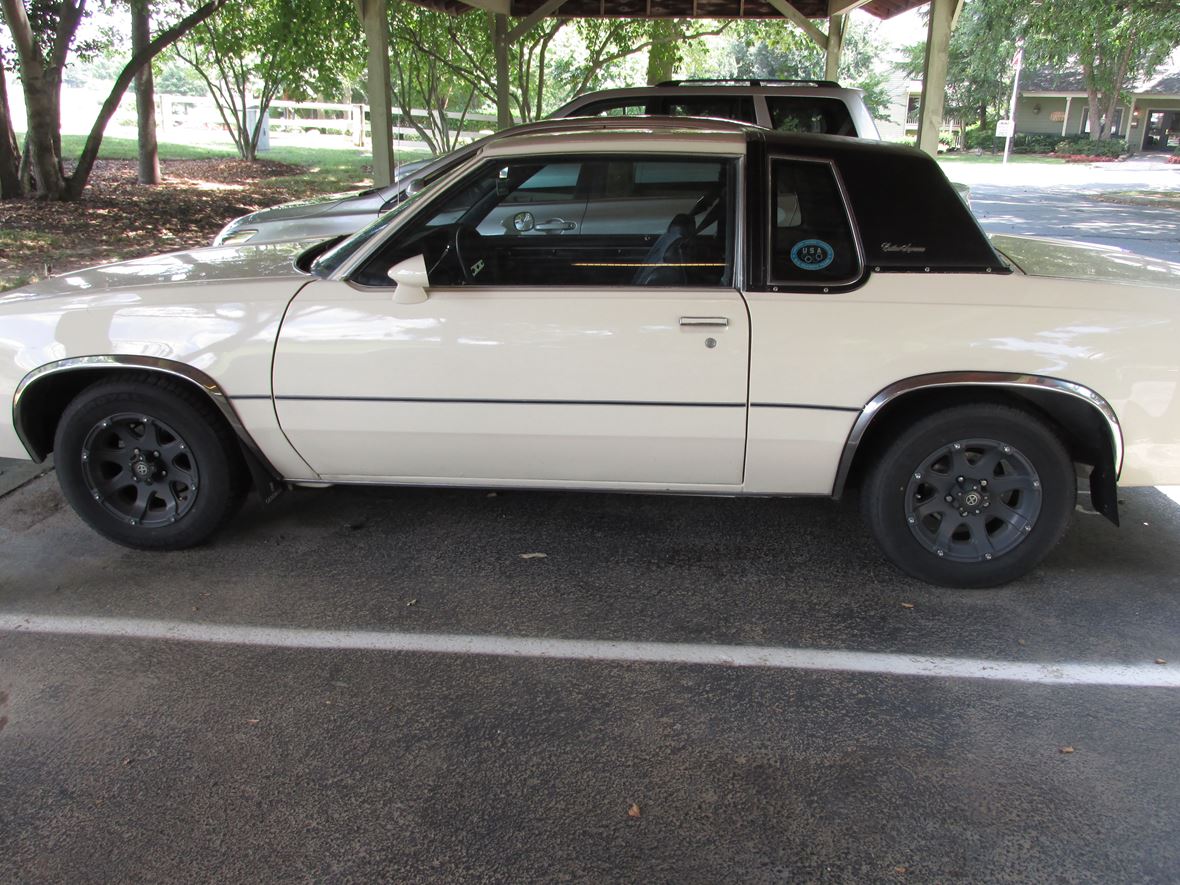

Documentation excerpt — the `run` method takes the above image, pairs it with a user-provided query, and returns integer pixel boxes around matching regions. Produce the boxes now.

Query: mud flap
[1089,460,1119,527]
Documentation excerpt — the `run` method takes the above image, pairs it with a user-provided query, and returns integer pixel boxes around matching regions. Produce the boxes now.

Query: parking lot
[3,472,1180,882]
[3,162,1180,882]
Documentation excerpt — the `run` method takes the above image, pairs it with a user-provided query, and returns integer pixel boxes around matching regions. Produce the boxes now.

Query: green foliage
[683,18,891,118]
[900,3,1018,131]
[176,0,362,159]
[991,0,1180,140]
[1054,136,1125,156]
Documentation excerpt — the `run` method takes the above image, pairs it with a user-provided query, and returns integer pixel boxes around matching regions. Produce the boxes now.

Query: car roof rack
[655,78,843,88]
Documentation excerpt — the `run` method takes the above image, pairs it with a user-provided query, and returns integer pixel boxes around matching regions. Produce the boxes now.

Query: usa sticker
[790,239,835,271]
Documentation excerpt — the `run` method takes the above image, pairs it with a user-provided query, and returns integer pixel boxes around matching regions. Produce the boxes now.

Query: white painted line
[0,612,1175,688]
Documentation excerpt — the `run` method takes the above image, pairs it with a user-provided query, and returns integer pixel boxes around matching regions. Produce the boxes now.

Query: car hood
[234,188,392,225]
[0,240,319,305]
[990,234,1180,287]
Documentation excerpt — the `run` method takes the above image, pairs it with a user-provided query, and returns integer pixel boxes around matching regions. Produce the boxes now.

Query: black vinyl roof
[754,131,1009,275]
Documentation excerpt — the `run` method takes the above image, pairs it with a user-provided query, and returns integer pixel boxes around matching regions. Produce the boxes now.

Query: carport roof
[414,0,927,18]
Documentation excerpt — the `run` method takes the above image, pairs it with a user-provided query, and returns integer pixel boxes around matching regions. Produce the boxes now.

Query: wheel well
[842,385,1118,495]
[18,368,235,461]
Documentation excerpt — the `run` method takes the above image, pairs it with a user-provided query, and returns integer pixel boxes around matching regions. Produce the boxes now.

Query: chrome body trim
[12,356,281,479]
[831,372,1124,498]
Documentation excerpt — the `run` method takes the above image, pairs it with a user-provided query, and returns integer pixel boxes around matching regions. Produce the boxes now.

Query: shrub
[1055,138,1126,157]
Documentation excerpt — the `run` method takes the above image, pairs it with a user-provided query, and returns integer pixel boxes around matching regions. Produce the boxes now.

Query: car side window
[765,97,857,137]
[768,157,860,287]
[354,154,736,289]
[655,95,758,124]
[570,99,651,117]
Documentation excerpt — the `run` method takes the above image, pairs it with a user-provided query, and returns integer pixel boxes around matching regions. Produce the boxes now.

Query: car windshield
[310,156,467,278]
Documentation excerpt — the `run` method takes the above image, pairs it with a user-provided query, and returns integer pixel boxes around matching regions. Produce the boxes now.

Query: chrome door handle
[679,316,729,327]
[535,219,576,232]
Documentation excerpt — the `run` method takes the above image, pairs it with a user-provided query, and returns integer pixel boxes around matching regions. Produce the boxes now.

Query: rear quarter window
[768,157,861,287]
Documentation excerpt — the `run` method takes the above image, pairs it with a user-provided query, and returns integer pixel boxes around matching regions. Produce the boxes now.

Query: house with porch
[1015,62,1180,153]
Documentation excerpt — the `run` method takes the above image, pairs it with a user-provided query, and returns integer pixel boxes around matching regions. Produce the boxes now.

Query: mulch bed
[0,158,334,288]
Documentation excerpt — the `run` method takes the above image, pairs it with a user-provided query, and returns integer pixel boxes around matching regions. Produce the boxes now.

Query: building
[1015,62,1179,153]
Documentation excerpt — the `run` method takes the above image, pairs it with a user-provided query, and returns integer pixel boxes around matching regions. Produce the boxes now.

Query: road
[945,155,1180,262]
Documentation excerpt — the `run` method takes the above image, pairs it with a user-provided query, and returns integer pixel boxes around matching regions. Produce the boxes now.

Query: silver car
[214,80,881,247]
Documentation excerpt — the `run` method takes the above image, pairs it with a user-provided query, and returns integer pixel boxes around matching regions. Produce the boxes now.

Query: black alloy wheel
[862,404,1076,588]
[54,375,248,550]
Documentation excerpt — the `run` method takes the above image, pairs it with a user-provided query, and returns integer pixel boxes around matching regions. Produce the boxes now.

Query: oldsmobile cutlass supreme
[3,118,1179,587]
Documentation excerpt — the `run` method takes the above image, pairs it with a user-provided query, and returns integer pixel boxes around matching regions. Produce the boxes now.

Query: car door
[272,151,750,488]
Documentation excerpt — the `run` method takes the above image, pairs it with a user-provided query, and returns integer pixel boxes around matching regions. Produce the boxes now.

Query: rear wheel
[54,376,248,550]
[862,404,1075,588]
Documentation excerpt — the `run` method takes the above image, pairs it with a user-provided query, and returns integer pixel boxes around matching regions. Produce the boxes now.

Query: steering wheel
[452,225,487,284]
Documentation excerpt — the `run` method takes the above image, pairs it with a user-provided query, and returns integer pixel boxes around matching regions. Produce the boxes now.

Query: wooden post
[916,0,958,157]
[824,14,844,82]
[357,0,394,186]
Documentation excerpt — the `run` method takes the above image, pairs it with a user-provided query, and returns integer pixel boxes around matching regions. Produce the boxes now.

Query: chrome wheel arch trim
[831,372,1124,499]
[12,355,279,478]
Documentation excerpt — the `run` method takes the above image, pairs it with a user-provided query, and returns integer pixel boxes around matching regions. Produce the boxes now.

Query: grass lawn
[937,153,1066,164]
[1091,189,1180,210]
[0,135,432,291]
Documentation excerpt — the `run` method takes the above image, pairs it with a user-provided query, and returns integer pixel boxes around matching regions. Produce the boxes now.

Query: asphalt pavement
[946,154,1180,262]
[2,474,1180,883]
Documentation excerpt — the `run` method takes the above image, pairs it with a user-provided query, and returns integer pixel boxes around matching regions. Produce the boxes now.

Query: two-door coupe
[3,118,1179,587]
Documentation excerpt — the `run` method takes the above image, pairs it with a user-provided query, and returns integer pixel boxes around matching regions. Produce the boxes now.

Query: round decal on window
[790,239,835,271]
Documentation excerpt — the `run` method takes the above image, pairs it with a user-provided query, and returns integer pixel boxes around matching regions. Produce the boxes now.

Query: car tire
[861,404,1075,588]
[54,375,248,550]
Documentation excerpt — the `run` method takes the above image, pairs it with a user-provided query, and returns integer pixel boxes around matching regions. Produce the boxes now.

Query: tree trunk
[0,49,24,198]
[64,0,228,200]
[645,20,681,85]
[1081,61,1103,142]
[132,1,161,184]
[1100,41,1135,142]
[0,0,68,198]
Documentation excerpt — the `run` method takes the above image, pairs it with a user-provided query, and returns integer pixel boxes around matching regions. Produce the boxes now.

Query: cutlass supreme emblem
[882,242,927,254]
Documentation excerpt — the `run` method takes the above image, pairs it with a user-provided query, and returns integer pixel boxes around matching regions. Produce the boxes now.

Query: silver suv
[551,79,880,139]
[213,80,881,247]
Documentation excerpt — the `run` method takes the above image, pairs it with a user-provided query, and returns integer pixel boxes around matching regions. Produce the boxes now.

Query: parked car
[213,80,886,248]
[4,118,1178,587]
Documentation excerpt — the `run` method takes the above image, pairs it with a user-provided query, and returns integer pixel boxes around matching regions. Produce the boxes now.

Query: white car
[3,118,1178,587]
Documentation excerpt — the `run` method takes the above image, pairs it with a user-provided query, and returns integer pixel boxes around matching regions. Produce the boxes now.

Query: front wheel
[862,404,1076,588]
[54,376,248,550]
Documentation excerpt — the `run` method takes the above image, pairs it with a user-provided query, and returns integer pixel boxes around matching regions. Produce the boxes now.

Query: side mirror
[405,177,428,196]
[387,254,429,304]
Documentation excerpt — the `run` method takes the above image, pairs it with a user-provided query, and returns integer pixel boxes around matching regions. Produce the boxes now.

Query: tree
[175,0,362,161]
[131,0,161,184]
[685,18,891,118]
[969,0,1180,142]
[387,0,481,155]
[0,47,22,197]
[0,0,228,200]
[900,3,1018,134]
[398,9,728,128]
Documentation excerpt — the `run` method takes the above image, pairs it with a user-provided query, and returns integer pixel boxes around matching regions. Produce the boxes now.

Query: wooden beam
[506,0,567,43]
[455,0,510,13]
[765,0,827,50]
[828,0,871,14]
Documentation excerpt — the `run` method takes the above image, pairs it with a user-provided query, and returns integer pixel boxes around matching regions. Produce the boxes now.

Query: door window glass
[569,99,651,117]
[768,158,860,286]
[354,155,736,289]
[656,95,758,124]
[766,97,857,136]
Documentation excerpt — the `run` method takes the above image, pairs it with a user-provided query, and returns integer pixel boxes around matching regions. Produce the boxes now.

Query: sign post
[1002,40,1025,165]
